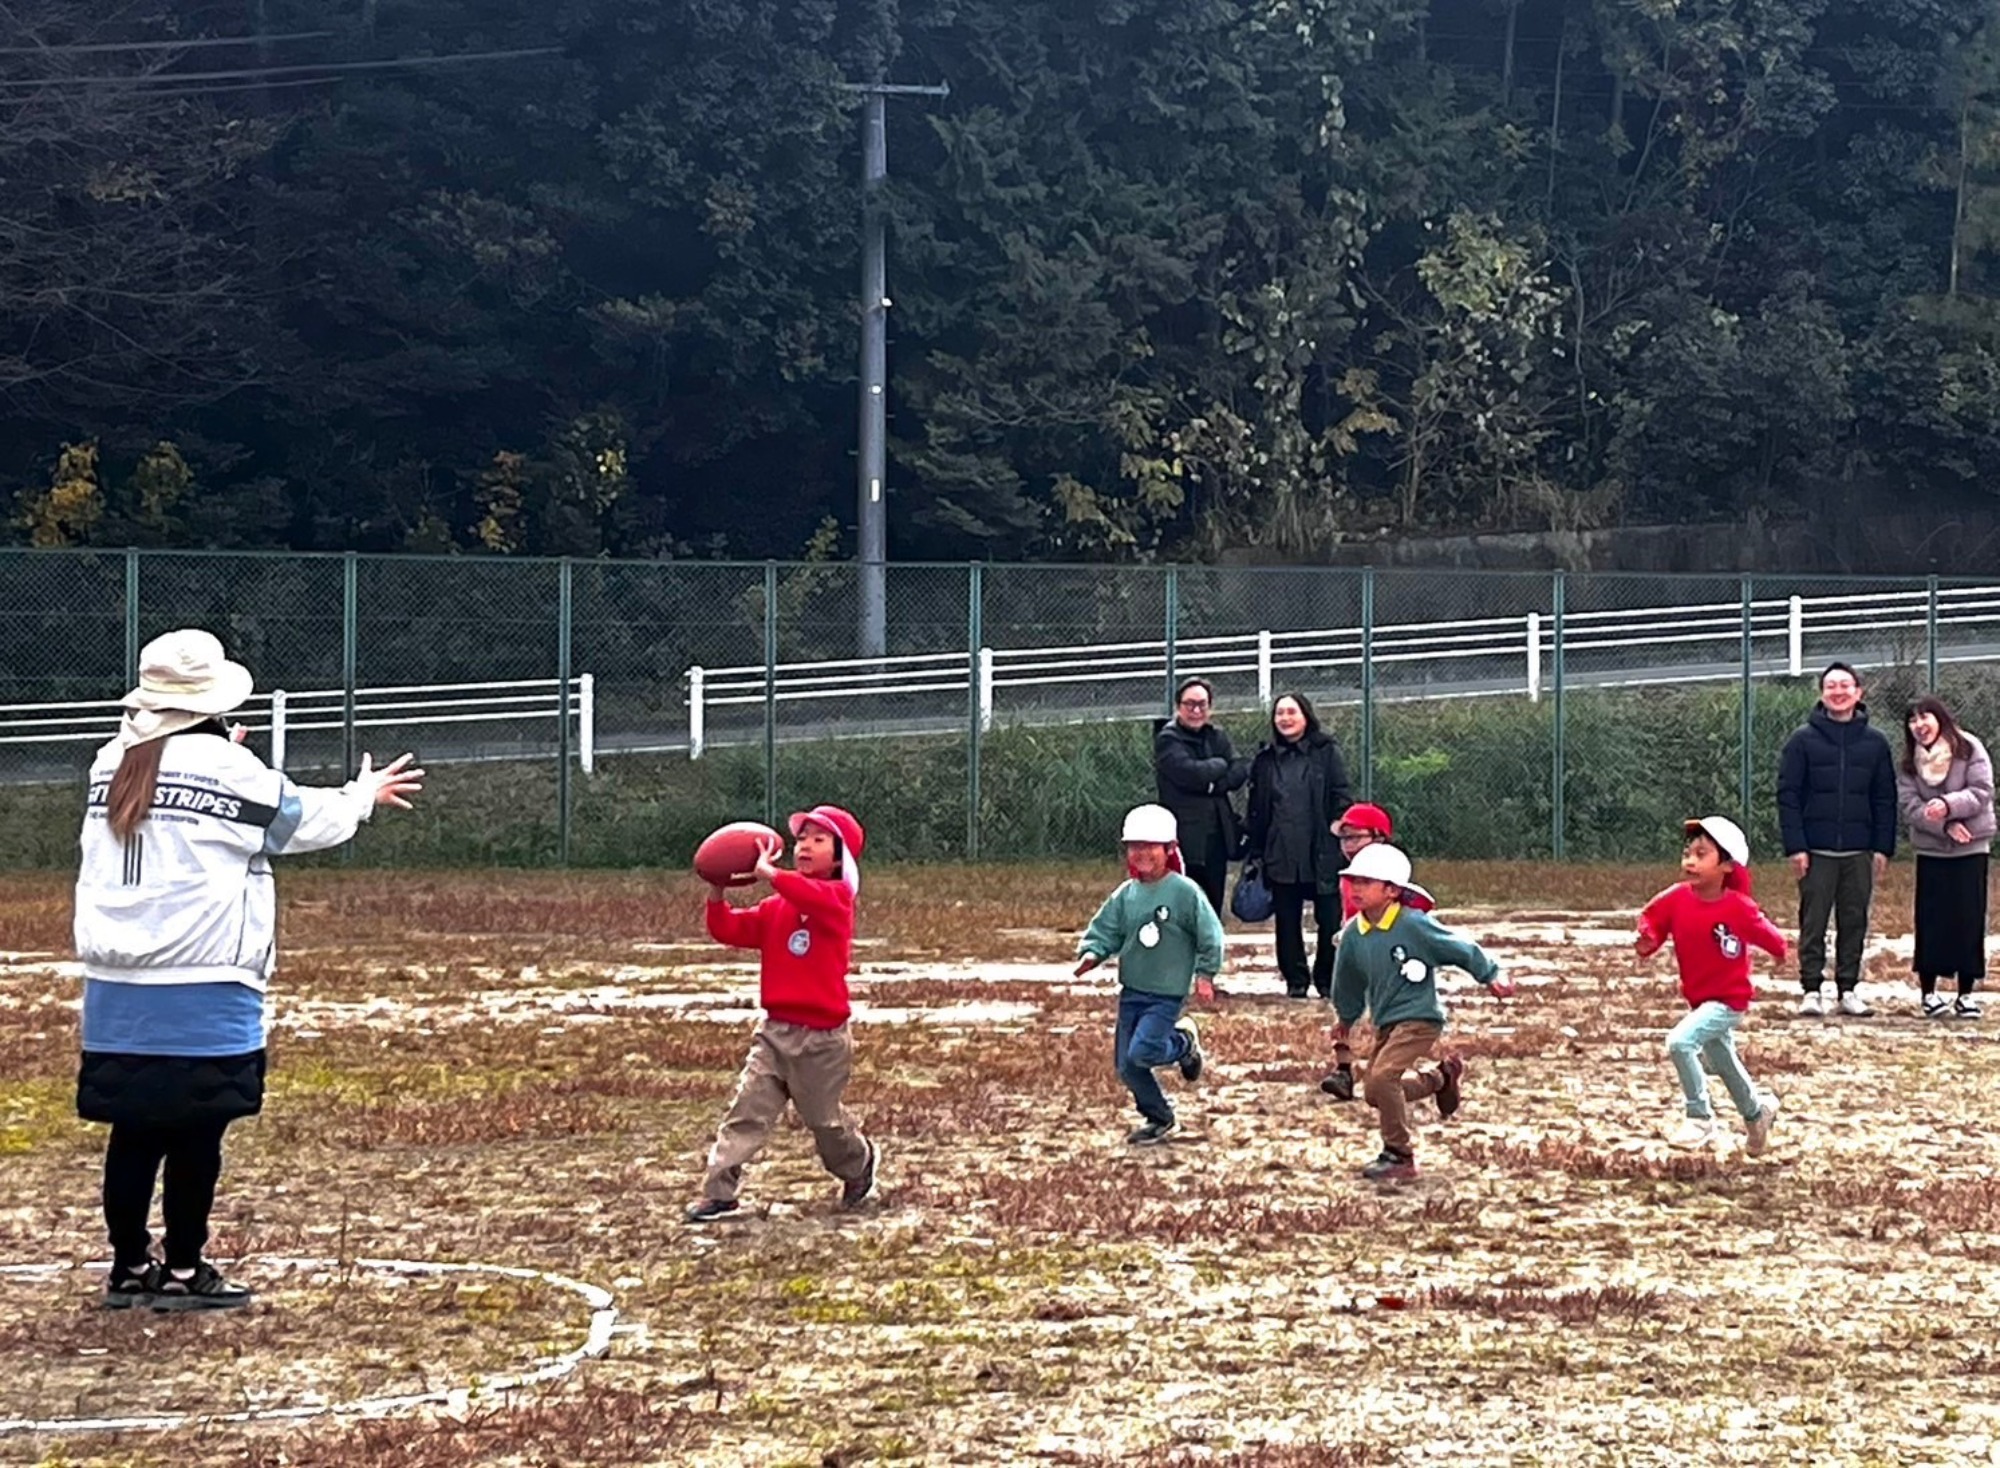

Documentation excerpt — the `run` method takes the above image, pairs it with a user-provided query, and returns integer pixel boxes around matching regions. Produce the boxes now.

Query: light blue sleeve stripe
[263,786,304,854]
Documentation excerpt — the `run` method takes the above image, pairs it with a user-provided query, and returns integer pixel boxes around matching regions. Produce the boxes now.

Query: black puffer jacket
[77,1050,266,1129]
[1776,703,1898,857]
[1153,718,1248,861]
[1245,729,1353,888]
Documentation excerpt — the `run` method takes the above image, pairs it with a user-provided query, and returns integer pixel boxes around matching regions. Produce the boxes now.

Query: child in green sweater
[1075,804,1225,1145]
[1331,843,1514,1180]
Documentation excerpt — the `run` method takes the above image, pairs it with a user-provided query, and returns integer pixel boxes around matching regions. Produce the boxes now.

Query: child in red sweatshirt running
[1635,815,1788,1155]
[684,805,878,1222]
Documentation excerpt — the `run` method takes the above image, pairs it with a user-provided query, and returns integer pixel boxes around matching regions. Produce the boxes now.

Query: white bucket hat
[1683,815,1750,867]
[122,629,254,717]
[1121,804,1178,844]
[1342,841,1433,908]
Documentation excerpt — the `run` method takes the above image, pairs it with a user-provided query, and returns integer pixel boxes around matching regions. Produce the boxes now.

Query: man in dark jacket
[1154,678,1249,919]
[1776,661,1897,1017]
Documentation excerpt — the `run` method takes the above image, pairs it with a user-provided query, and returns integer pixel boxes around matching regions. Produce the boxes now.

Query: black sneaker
[1319,1064,1355,1100]
[1174,1016,1203,1082]
[1360,1149,1417,1182]
[1434,1054,1466,1119]
[151,1261,252,1312]
[103,1260,158,1310]
[1126,1118,1181,1146]
[841,1141,879,1211]
[683,1197,741,1224]
[1285,985,1310,999]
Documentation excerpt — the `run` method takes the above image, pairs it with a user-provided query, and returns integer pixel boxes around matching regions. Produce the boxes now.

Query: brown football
[694,820,781,887]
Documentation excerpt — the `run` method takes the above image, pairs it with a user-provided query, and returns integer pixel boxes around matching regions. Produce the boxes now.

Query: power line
[0,31,334,57]
[0,46,562,92]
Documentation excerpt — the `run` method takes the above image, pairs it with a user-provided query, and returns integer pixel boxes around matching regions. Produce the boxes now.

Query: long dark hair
[1901,695,1970,775]
[1268,690,1323,744]
[104,719,232,842]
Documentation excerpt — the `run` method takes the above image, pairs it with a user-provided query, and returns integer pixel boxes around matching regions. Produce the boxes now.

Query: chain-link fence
[3,548,1997,869]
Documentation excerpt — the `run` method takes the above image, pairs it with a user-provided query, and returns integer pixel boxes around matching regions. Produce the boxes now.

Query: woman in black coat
[1244,691,1353,997]
[1153,677,1249,918]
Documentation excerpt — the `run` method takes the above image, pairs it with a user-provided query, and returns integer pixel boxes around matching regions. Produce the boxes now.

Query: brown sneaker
[1434,1054,1466,1119]
[841,1140,879,1210]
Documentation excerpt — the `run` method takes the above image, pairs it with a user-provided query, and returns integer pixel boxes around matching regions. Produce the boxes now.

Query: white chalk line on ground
[0,1256,619,1437]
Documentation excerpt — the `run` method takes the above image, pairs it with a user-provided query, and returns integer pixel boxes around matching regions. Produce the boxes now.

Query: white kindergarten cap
[1684,815,1750,866]
[1121,804,1177,844]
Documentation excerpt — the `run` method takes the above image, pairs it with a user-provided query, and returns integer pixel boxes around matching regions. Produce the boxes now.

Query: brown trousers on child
[1363,1020,1446,1155]
[702,1020,872,1203]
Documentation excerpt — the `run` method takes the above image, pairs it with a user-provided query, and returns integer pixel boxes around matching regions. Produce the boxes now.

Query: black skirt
[1914,854,1991,983]
[76,1049,266,1129]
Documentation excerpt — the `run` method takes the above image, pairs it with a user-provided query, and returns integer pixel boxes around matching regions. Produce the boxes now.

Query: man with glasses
[1776,661,1898,1016]
[1154,678,1249,920]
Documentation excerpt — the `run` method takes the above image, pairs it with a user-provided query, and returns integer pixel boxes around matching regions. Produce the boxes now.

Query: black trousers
[1269,880,1340,996]
[103,1119,231,1270]
[1185,862,1228,923]
[1915,852,1990,992]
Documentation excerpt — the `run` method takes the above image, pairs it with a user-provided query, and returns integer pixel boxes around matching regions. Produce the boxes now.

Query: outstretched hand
[357,752,424,810]
[752,834,785,883]
[1073,955,1101,979]
[1489,977,1517,1000]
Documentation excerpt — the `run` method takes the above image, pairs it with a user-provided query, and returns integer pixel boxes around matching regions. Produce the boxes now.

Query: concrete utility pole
[839,80,947,659]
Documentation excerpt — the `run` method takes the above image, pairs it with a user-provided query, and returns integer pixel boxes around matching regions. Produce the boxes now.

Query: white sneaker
[1798,991,1824,1017]
[1744,1095,1779,1157]
[1837,990,1873,1017]
[1923,993,1950,1018]
[1667,1117,1717,1150]
[1955,996,1984,1020]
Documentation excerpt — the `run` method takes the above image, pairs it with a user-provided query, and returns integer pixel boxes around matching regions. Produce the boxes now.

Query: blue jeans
[1664,1002,1762,1121]
[1114,989,1190,1124]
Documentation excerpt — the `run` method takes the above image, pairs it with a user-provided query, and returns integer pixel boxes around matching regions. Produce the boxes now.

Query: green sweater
[1078,871,1225,998]
[1332,905,1501,1030]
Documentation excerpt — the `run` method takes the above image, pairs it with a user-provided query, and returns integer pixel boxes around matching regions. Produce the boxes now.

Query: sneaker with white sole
[1956,996,1984,1020]
[1744,1095,1779,1157]
[1127,1118,1181,1146]
[1798,990,1825,1017]
[1837,990,1873,1017]
[151,1260,252,1312]
[1667,1116,1717,1150]
[1923,993,1950,1018]
[1174,1016,1203,1082]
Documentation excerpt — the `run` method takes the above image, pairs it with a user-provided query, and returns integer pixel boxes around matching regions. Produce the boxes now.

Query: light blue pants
[1664,1002,1762,1121]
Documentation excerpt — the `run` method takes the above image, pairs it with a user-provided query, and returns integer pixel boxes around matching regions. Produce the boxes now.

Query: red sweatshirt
[705,869,855,1029]
[1637,883,1788,1011]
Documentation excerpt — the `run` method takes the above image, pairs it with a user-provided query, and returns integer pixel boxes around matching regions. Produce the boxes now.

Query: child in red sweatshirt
[684,805,877,1222]
[1636,815,1788,1155]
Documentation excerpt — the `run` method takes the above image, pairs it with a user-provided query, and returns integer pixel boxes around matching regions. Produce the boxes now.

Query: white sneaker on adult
[1837,990,1873,1017]
[1744,1095,1779,1157]
[1922,993,1951,1018]
[1797,991,1825,1017]
[1955,996,1984,1020]
[1667,1116,1717,1150]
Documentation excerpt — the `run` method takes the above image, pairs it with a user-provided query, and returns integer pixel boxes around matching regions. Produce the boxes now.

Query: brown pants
[1363,1020,1445,1156]
[701,1021,871,1203]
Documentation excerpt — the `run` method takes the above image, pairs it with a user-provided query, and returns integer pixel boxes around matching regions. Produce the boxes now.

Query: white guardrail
[683,586,2000,758]
[0,676,595,772]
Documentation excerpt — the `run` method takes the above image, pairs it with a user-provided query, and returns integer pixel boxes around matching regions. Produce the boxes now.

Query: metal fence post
[763,561,779,830]
[578,673,595,775]
[1256,628,1273,708]
[1740,577,1755,832]
[967,562,983,861]
[1359,567,1375,803]
[1163,565,1179,710]
[341,552,358,775]
[1551,571,1566,860]
[123,548,140,685]
[1927,575,1940,689]
[1787,595,1803,677]
[271,689,288,772]
[1526,612,1542,703]
[557,557,573,866]
[688,668,706,760]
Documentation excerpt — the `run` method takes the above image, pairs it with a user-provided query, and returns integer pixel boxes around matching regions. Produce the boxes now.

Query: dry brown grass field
[3,861,1999,1467]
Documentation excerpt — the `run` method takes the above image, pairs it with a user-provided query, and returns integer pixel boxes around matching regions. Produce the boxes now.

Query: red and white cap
[790,805,865,894]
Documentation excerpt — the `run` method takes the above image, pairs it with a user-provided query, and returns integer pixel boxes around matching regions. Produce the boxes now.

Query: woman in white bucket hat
[73,629,423,1312]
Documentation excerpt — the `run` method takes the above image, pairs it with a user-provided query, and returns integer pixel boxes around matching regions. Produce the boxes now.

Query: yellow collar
[1357,903,1402,934]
